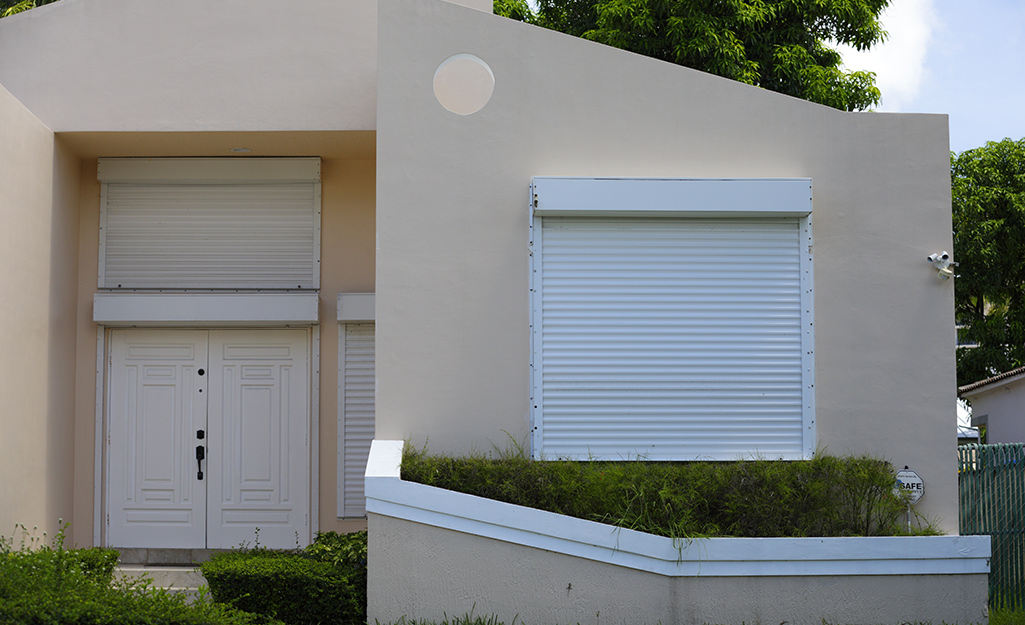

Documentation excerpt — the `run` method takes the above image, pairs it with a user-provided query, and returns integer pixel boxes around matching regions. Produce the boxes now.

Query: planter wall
[366,440,990,625]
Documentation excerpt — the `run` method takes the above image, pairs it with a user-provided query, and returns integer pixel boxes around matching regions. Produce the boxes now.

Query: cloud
[837,0,937,111]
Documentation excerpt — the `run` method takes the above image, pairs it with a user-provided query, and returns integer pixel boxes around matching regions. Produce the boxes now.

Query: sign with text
[895,468,924,505]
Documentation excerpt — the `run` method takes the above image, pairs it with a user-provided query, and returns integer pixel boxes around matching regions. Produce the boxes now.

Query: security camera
[928,251,956,270]
[928,251,958,279]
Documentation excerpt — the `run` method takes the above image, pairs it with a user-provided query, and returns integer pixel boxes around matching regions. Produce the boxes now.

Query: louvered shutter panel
[101,182,318,289]
[340,323,375,517]
[535,217,808,460]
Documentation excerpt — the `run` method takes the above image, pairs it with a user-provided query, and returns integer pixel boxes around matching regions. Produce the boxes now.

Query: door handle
[196,445,205,480]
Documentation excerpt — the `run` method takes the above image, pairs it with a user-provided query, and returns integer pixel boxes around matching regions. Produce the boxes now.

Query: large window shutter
[530,178,814,461]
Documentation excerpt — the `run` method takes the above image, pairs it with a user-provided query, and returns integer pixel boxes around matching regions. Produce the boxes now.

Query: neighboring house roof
[959,365,1025,397]
[958,424,980,440]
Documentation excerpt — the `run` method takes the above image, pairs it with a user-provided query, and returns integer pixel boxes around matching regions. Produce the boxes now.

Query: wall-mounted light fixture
[928,251,957,280]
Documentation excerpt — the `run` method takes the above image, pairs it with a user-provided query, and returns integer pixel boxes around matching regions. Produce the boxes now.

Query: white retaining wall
[366,440,990,625]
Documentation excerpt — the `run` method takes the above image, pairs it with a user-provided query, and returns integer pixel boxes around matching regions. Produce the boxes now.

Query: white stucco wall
[369,513,989,625]
[376,0,958,530]
[966,378,1025,444]
[0,83,81,540]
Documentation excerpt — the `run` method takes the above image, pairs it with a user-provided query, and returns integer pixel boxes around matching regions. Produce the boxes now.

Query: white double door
[107,328,310,549]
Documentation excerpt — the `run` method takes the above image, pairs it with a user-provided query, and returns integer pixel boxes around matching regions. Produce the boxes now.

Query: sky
[838,0,1025,154]
[840,0,1025,428]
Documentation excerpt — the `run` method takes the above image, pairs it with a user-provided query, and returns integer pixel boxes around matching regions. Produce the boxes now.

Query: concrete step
[114,547,229,566]
[117,565,207,598]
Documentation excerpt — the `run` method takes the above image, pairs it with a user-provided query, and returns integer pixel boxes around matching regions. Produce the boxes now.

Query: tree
[953,138,1025,385]
[1,0,59,18]
[495,0,887,112]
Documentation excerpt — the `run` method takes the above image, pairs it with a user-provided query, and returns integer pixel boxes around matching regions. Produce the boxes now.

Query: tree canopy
[495,0,888,111]
[1,0,59,18]
[953,138,1025,386]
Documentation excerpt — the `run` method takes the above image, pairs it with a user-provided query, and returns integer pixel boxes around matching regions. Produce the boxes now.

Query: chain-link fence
[959,443,1025,608]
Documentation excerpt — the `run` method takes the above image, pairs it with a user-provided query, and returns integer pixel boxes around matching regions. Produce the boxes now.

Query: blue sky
[840,0,1022,427]
[839,0,1025,154]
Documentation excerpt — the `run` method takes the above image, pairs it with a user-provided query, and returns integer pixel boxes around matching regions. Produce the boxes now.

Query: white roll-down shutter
[530,178,814,461]
[98,158,320,290]
[340,323,375,517]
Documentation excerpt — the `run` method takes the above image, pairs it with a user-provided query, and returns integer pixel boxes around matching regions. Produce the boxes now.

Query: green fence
[959,443,1025,608]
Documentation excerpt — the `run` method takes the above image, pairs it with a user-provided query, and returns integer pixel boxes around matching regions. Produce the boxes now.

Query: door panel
[207,329,310,549]
[107,330,208,548]
[107,328,310,549]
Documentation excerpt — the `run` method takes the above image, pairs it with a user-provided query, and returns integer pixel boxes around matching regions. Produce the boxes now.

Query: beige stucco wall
[318,157,377,533]
[0,0,377,133]
[0,0,488,133]
[376,0,958,530]
[966,379,1025,444]
[0,83,81,541]
[0,0,388,544]
[66,150,376,543]
[369,513,989,625]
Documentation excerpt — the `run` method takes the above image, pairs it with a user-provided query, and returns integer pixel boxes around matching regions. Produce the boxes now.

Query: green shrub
[0,523,275,625]
[305,530,368,615]
[201,534,367,625]
[401,445,932,539]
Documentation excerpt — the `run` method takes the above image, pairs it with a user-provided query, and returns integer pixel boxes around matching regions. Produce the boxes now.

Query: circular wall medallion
[433,53,495,115]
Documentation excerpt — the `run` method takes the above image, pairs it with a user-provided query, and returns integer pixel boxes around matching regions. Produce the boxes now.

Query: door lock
[196,445,205,480]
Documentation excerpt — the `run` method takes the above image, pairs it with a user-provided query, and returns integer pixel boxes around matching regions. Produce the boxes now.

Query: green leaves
[1,0,59,19]
[506,0,889,110]
[402,444,931,538]
[0,523,273,625]
[1,0,35,18]
[953,138,1025,385]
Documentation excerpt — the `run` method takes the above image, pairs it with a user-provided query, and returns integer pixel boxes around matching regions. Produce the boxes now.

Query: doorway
[106,328,310,549]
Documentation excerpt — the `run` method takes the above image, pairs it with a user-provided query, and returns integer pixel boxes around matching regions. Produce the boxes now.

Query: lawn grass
[992,604,1025,625]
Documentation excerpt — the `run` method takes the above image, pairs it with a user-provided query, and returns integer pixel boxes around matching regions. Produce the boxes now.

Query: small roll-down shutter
[98,158,320,290]
[340,322,375,517]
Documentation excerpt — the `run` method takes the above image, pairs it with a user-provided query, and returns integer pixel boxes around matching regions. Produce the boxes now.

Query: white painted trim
[93,293,319,326]
[310,326,320,542]
[366,440,990,577]
[529,211,543,457]
[97,183,109,289]
[337,293,376,321]
[93,328,106,547]
[338,324,345,518]
[800,214,816,458]
[97,158,321,183]
[311,180,323,286]
[531,177,813,217]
